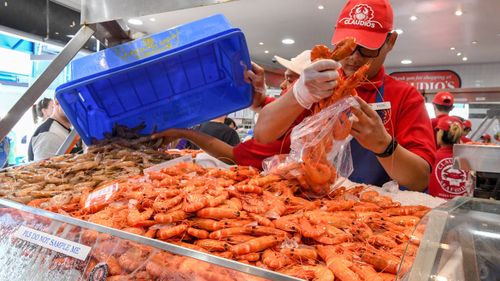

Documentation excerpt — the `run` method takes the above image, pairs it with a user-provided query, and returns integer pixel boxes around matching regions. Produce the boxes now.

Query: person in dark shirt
[224,117,238,130]
[186,116,240,149]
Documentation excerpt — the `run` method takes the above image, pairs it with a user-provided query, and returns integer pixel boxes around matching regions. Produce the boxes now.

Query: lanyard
[375,79,386,119]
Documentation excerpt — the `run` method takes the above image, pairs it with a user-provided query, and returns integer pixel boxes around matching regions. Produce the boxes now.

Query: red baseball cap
[332,0,394,49]
[463,120,472,129]
[432,91,455,106]
[481,134,492,141]
[436,116,463,131]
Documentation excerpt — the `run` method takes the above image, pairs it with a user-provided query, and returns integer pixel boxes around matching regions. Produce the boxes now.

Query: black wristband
[374,138,398,158]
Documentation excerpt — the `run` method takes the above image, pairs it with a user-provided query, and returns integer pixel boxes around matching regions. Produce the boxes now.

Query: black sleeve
[226,130,241,146]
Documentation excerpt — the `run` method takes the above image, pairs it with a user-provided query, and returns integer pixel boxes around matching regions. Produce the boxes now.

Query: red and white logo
[339,4,383,29]
[434,157,469,195]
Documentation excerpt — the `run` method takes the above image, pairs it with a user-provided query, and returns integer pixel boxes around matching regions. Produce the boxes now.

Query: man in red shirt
[431,92,455,130]
[251,0,436,191]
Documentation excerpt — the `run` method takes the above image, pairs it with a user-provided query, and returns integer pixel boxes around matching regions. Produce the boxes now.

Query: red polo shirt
[233,95,309,170]
[460,135,471,144]
[356,67,436,168]
[429,146,470,199]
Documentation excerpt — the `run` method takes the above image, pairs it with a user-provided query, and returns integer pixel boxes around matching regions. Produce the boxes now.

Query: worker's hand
[350,96,392,154]
[292,59,341,109]
[151,128,186,147]
[245,61,267,97]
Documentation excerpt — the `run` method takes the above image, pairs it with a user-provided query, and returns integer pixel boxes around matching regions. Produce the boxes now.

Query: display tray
[405,197,500,281]
[0,198,297,281]
[453,144,500,173]
[56,14,252,145]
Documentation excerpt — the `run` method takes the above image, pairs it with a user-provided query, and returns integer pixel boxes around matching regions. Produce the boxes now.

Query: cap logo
[339,4,382,29]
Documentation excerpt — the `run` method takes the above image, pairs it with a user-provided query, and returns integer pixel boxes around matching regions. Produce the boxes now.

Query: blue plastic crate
[56,14,252,145]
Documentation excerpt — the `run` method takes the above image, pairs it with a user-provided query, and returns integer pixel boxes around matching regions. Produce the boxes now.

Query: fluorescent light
[401,59,412,64]
[410,15,418,21]
[394,29,403,34]
[318,5,324,10]
[67,35,75,38]
[149,18,156,22]
[432,276,449,281]
[472,230,500,240]
[264,50,269,54]
[282,38,295,45]
[462,57,468,61]
[259,42,264,45]
[472,41,478,44]
[457,52,462,56]
[128,18,143,25]
[450,47,455,50]
[455,10,463,16]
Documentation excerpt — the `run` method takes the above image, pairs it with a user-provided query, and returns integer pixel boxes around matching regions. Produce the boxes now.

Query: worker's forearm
[254,90,305,143]
[377,146,430,191]
[180,130,235,164]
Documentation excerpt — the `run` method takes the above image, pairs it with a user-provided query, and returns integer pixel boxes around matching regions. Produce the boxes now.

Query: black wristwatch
[374,137,398,158]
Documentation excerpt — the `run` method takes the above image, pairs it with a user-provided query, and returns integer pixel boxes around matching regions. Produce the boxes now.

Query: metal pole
[56,129,79,155]
[0,25,95,142]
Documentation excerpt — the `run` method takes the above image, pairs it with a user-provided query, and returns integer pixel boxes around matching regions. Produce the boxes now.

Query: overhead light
[431,275,449,281]
[128,18,143,25]
[54,31,59,35]
[149,18,156,22]
[259,42,264,45]
[401,59,412,64]
[462,57,468,61]
[67,35,75,38]
[394,29,403,35]
[410,15,418,21]
[318,5,324,10]
[455,10,463,16]
[282,38,295,45]
[69,21,76,28]
[457,52,462,56]
[264,50,269,54]
[4,1,7,7]
[450,47,455,50]
[472,41,478,44]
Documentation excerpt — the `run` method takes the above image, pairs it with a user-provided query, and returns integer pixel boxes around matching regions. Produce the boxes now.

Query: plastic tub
[56,14,252,145]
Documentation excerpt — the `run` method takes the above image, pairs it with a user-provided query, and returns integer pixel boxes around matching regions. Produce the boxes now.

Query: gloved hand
[292,59,341,109]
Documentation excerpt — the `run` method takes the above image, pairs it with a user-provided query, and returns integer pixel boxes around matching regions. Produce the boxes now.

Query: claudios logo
[339,4,382,29]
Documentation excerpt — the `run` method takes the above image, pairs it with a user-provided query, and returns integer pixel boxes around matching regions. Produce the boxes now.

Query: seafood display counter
[0,156,439,281]
[453,144,500,199]
[405,196,500,281]
[0,198,297,281]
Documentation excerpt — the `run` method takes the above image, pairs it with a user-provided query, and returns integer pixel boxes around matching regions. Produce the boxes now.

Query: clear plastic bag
[263,96,359,197]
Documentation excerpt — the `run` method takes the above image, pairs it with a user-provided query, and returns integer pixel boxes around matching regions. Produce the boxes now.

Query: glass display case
[0,198,299,281]
[454,144,500,199]
[405,196,500,281]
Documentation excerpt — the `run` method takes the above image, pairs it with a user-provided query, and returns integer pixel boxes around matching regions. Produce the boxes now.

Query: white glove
[245,61,267,95]
[293,59,341,109]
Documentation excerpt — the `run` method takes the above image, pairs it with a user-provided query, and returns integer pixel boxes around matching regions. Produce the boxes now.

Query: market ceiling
[54,0,500,71]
